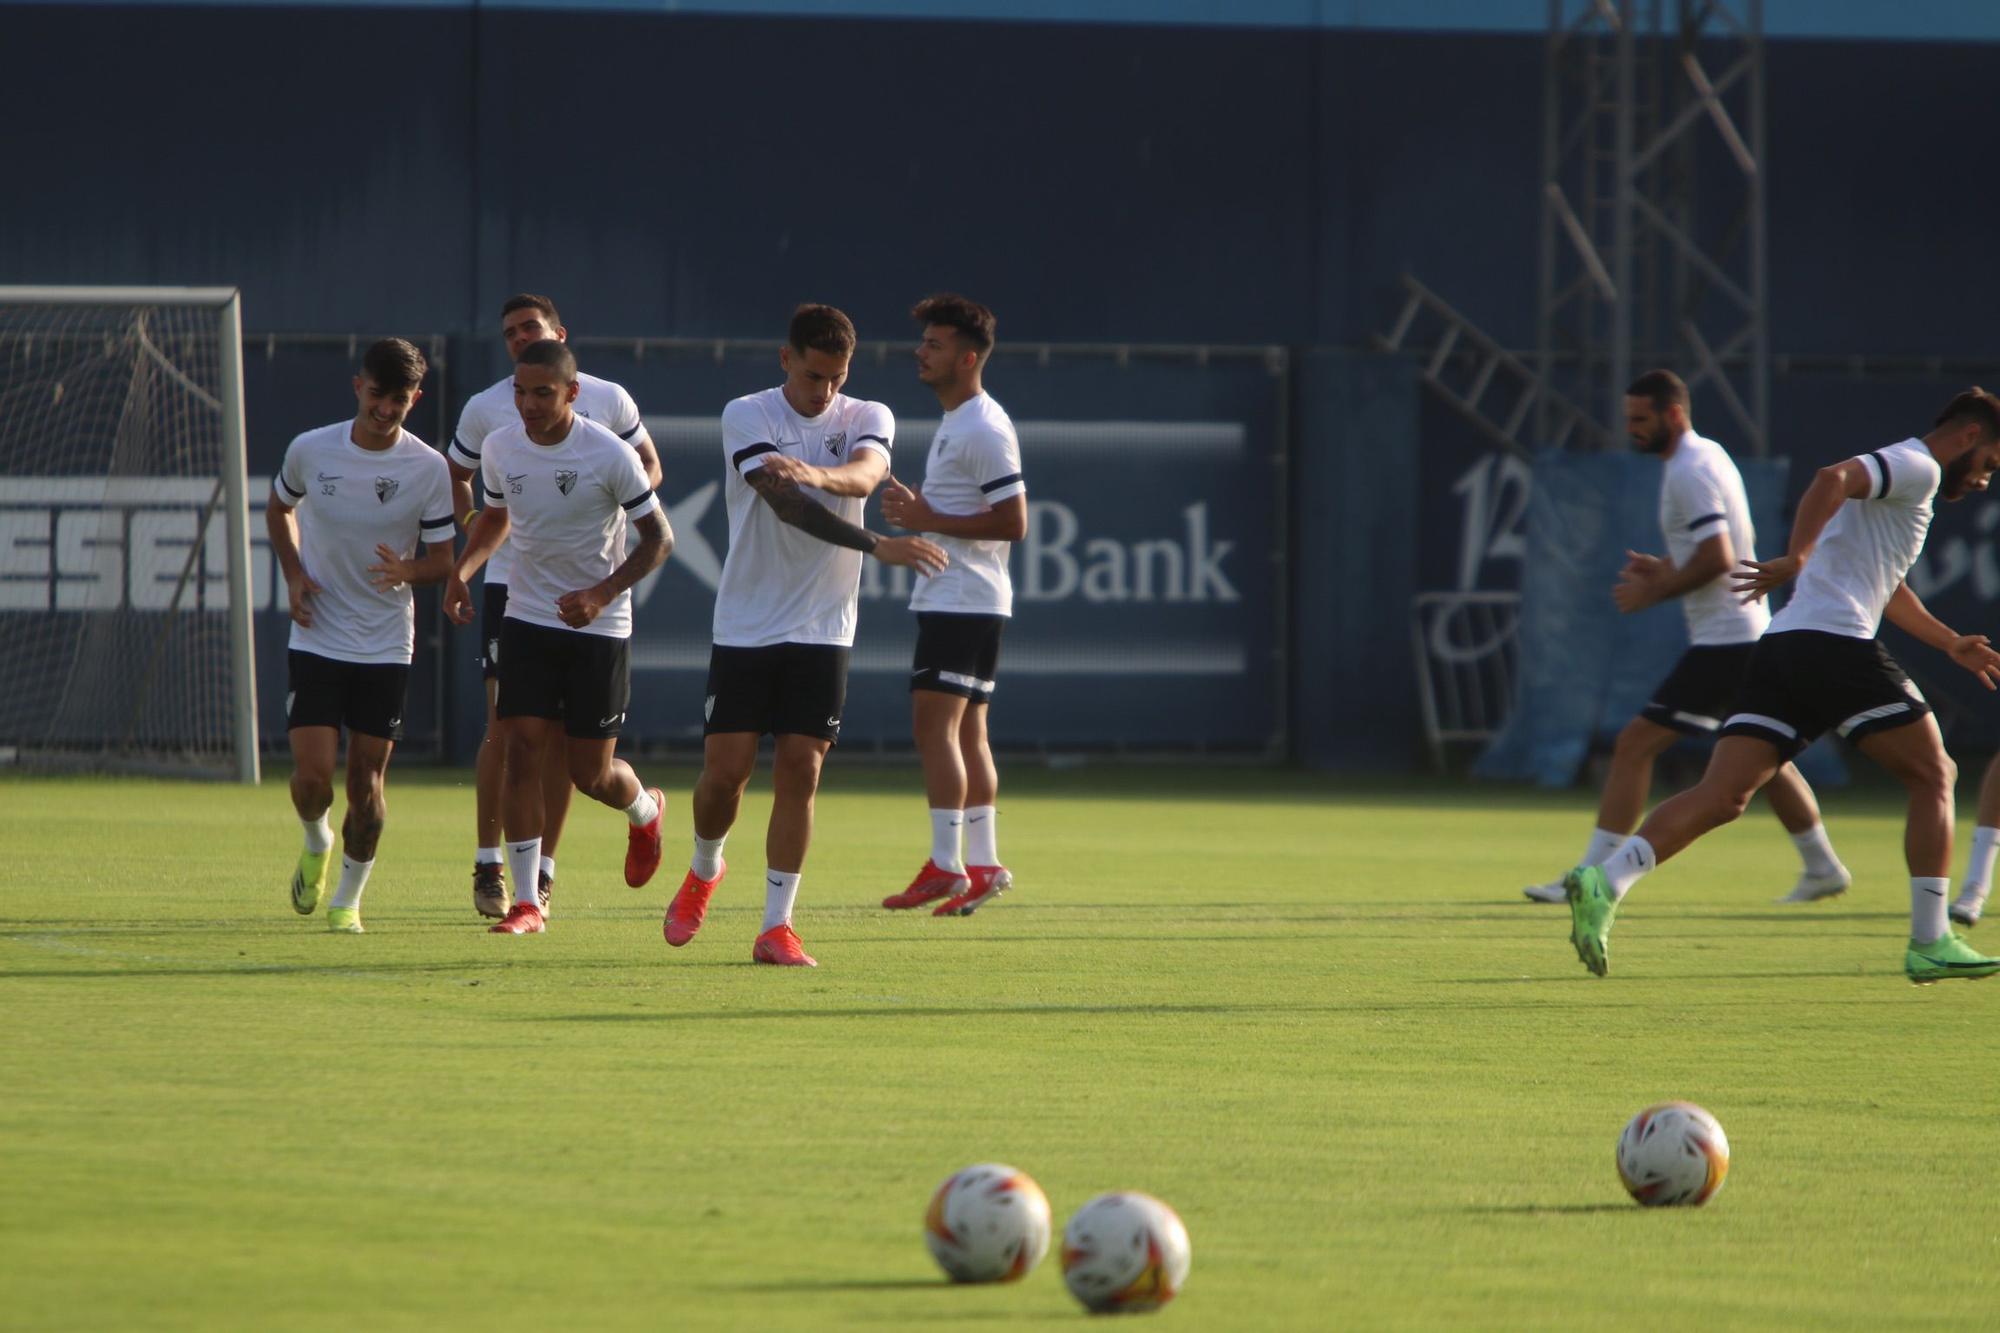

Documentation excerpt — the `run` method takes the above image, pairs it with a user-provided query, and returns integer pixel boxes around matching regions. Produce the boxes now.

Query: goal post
[0,286,259,782]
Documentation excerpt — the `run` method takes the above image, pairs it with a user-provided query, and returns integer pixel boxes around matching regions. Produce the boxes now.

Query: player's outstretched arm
[444,507,510,624]
[1731,458,1872,603]
[1884,582,2000,688]
[1614,533,1731,613]
[745,467,947,572]
[555,510,674,629]
[368,539,454,593]
[881,478,1028,542]
[755,447,888,498]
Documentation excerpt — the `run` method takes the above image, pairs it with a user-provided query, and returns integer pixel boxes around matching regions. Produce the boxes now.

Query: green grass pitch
[3,764,1996,1329]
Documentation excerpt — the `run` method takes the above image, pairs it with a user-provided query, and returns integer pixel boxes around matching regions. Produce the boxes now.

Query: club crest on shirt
[374,477,399,504]
[507,472,527,495]
[935,435,951,455]
[824,431,846,456]
[555,469,579,496]
[317,471,341,495]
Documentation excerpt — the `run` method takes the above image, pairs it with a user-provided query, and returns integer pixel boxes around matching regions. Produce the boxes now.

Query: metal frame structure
[0,285,259,783]
[1536,0,1767,454]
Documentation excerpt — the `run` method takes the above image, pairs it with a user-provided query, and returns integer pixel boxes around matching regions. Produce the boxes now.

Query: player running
[444,340,674,935]
[661,303,947,966]
[1523,370,1848,905]
[878,294,1028,917]
[1560,388,2000,984]
[445,294,661,921]
[267,339,456,933]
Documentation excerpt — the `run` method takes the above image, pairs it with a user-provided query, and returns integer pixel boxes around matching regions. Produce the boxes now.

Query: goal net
[0,287,259,782]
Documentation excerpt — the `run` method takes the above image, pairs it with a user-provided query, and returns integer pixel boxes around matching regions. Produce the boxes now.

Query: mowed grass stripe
[1,767,1995,1330]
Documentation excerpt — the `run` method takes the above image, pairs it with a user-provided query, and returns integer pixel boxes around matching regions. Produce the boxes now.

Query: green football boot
[326,906,364,934]
[1904,931,2000,984]
[291,848,332,916]
[1564,864,1618,977]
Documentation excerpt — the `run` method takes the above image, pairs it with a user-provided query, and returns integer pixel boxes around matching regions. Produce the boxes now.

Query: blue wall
[9,4,2000,764]
[11,6,1999,359]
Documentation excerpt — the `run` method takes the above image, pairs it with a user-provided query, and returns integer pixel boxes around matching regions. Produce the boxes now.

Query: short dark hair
[1935,387,2000,439]
[788,303,857,358]
[501,293,561,326]
[912,293,997,359]
[361,338,427,392]
[1625,368,1689,413]
[517,337,577,382]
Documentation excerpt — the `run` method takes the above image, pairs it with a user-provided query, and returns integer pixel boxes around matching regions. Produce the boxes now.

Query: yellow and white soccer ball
[1059,1191,1192,1313]
[922,1163,1052,1283]
[1616,1101,1730,1207]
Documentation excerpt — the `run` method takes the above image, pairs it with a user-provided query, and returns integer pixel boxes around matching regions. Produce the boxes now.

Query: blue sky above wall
[30,0,2000,41]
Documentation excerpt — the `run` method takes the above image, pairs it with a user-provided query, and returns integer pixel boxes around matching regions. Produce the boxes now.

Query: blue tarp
[1475,448,1845,788]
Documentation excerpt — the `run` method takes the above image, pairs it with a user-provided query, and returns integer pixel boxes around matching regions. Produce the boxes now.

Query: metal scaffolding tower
[1536,0,1767,454]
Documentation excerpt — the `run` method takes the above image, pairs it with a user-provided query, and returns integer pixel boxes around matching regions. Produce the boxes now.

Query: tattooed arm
[745,466,947,573]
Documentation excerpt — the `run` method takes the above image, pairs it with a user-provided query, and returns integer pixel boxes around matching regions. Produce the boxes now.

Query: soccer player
[1523,371,1848,905]
[1560,388,2000,984]
[878,294,1027,917]
[660,304,948,967]
[267,338,456,933]
[445,294,662,920]
[443,340,673,936]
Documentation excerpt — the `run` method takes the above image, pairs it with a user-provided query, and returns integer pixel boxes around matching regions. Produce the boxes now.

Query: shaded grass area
[2,766,1997,1329]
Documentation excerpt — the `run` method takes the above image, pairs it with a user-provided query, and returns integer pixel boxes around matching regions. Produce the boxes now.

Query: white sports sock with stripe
[763,870,801,932]
[507,838,541,909]
[330,856,373,910]
[965,805,999,867]
[930,809,965,873]
[1911,877,1950,945]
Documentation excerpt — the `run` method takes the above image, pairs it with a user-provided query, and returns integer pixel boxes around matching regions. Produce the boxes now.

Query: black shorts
[910,612,1005,703]
[705,643,850,742]
[479,582,509,681]
[1638,643,1756,737]
[1718,630,1931,760]
[287,650,408,741]
[494,617,631,739]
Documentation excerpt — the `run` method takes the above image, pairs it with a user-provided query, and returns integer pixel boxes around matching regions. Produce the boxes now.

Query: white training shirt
[272,422,455,665]
[712,387,894,648]
[1769,437,1940,640]
[908,393,1026,617]
[478,415,661,640]
[1659,430,1769,645]
[448,370,649,589]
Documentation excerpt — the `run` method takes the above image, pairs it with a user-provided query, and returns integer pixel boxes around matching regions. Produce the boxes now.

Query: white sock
[1581,827,1627,867]
[507,838,542,909]
[329,855,373,910]
[930,809,966,873]
[475,846,502,866]
[302,813,334,855]
[1790,823,1843,878]
[762,869,801,932]
[964,805,999,867]
[692,834,727,882]
[1911,876,1951,944]
[1602,836,1657,900]
[625,786,659,827]
[539,855,556,883]
[1961,826,2000,898]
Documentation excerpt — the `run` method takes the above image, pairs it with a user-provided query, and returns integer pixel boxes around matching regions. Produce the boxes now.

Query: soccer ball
[1059,1191,1192,1313]
[922,1163,1052,1283]
[1616,1102,1730,1207]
